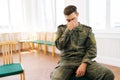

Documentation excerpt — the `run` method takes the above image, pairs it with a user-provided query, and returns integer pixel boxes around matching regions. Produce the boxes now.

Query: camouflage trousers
[50,61,114,80]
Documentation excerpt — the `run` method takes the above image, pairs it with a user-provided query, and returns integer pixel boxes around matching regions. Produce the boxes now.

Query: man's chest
[68,30,88,47]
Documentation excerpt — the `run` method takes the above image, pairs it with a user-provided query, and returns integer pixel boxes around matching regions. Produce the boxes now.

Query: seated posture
[50,5,114,80]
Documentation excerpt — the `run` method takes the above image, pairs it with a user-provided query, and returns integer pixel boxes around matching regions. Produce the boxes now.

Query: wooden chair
[19,32,37,52]
[9,32,19,53]
[0,42,25,80]
[35,32,42,51]
[1,33,10,43]
[45,32,55,57]
[19,32,30,51]
[27,32,37,50]
[35,32,47,54]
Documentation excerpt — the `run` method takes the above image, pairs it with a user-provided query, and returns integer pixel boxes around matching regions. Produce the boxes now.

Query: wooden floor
[0,50,120,80]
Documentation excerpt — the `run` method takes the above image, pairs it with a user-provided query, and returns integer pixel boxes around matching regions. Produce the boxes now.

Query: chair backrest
[28,32,37,41]
[1,33,10,42]
[12,32,20,42]
[52,32,56,42]
[1,42,21,65]
[46,32,53,42]
[46,32,56,42]
[36,32,41,40]
[40,32,47,41]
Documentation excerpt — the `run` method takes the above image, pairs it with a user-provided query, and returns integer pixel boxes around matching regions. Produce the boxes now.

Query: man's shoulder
[57,24,66,28]
[81,24,91,30]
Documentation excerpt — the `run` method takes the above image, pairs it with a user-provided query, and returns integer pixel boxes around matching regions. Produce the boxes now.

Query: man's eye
[72,18,75,20]
[67,19,70,22]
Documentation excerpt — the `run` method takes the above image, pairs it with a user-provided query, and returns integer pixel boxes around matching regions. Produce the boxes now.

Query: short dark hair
[64,5,77,15]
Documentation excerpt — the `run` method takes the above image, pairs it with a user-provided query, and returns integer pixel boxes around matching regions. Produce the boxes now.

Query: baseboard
[95,56,120,67]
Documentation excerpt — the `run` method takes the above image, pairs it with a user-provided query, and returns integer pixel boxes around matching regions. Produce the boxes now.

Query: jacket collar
[73,22,83,31]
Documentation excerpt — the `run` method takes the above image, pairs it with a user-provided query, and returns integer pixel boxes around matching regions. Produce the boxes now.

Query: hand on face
[65,12,79,30]
[67,18,78,30]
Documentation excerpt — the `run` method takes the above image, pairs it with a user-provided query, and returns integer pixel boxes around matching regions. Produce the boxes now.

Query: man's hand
[67,20,78,30]
[75,63,87,77]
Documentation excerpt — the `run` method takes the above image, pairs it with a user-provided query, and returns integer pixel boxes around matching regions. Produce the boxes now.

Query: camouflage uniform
[50,23,114,80]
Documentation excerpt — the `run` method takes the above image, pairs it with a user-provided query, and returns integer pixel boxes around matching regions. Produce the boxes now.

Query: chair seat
[70,75,88,80]
[44,41,55,46]
[33,40,45,44]
[0,63,23,77]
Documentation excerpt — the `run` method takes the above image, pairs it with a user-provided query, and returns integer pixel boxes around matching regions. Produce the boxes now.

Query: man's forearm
[55,29,73,50]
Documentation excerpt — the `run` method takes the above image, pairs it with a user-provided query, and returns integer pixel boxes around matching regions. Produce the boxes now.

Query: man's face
[65,12,78,23]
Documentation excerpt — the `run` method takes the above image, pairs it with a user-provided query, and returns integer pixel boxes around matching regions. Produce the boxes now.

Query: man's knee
[104,69,115,80]
[50,71,63,80]
[50,66,74,80]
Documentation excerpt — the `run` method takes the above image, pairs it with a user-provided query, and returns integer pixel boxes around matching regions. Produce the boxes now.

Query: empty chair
[9,32,19,53]
[35,32,47,54]
[19,32,31,51]
[45,32,56,57]
[0,42,25,80]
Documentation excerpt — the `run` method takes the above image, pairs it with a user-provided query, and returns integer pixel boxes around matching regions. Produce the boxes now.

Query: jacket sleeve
[55,25,73,50]
[82,28,97,64]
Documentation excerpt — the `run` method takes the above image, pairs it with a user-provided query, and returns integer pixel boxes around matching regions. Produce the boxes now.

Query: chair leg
[20,72,25,80]
[52,46,55,57]
[20,73,23,80]
[31,43,35,50]
[37,44,41,53]
[26,42,30,51]
[44,45,48,55]
[22,72,25,80]
[14,44,17,53]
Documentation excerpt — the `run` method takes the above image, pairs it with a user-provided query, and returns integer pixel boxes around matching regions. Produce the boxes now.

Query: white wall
[94,33,120,67]
[21,0,37,32]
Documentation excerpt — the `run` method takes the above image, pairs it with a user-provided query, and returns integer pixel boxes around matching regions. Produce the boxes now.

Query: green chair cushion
[0,63,23,77]
[29,40,55,46]
[44,41,55,46]
[33,40,46,44]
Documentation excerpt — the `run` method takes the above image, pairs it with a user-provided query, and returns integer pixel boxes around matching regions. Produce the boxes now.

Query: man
[50,5,114,80]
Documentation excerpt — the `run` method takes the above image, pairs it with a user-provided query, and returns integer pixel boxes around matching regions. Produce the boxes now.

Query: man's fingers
[67,21,76,30]
[75,71,85,77]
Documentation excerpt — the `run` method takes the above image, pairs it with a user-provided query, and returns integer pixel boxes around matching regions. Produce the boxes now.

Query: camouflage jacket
[55,23,97,66]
